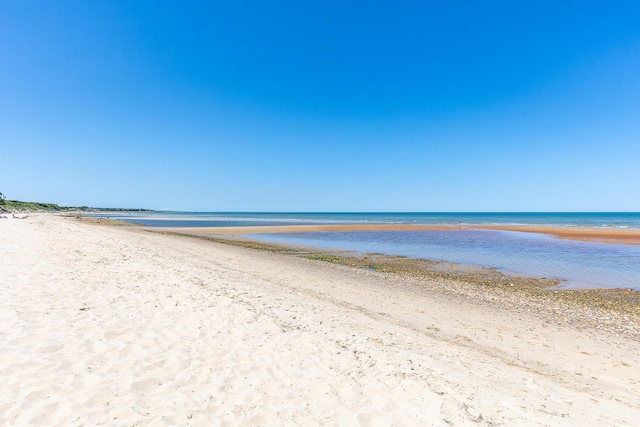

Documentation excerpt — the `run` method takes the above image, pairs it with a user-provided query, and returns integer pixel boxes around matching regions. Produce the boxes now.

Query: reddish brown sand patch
[474,225,640,245]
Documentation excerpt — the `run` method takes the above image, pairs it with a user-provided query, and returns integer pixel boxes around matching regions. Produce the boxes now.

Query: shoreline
[146,223,640,245]
[73,215,640,332]
[2,214,640,424]
[144,228,640,328]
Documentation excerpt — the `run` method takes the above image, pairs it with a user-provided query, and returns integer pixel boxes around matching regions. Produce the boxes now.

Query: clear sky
[2,1,639,211]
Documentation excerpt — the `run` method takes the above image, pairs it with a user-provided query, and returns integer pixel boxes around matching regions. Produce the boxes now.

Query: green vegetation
[0,191,153,213]
[1,199,62,212]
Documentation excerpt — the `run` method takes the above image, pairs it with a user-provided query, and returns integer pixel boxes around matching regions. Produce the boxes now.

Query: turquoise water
[97,212,640,290]
[100,211,640,229]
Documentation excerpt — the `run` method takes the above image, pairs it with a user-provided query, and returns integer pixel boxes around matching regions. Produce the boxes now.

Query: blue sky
[2,1,639,211]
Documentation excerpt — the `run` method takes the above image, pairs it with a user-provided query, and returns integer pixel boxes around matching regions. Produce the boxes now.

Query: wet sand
[476,225,640,245]
[153,223,640,245]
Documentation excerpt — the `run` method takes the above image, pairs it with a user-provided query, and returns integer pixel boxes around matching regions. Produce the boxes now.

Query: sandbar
[475,225,640,245]
[153,223,640,245]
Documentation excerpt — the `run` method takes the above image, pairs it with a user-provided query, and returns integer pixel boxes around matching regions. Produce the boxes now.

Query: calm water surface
[248,230,640,290]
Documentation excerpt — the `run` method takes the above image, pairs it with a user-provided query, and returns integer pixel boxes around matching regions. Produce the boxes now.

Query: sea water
[248,229,640,290]
[98,211,640,229]
[98,212,640,290]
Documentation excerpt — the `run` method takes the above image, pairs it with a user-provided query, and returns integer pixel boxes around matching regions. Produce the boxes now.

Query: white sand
[1,215,639,426]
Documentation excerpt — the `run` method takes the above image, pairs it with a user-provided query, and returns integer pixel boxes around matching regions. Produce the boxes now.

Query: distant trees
[0,191,5,204]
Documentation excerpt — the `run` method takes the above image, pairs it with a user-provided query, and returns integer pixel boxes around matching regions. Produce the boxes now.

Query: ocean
[96,212,640,290]
[97,211,640,229]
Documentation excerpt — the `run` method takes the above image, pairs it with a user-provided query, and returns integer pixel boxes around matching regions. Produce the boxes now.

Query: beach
[2,215,640,425]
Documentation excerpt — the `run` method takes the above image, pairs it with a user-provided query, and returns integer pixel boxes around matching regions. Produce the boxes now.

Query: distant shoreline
[0,199,154,213]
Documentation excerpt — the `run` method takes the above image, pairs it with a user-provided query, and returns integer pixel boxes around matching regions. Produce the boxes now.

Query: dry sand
[154,223,640,245]
[1,215,640,425]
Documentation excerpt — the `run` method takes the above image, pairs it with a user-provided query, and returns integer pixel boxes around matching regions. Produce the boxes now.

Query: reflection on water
[248,230,640,290]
